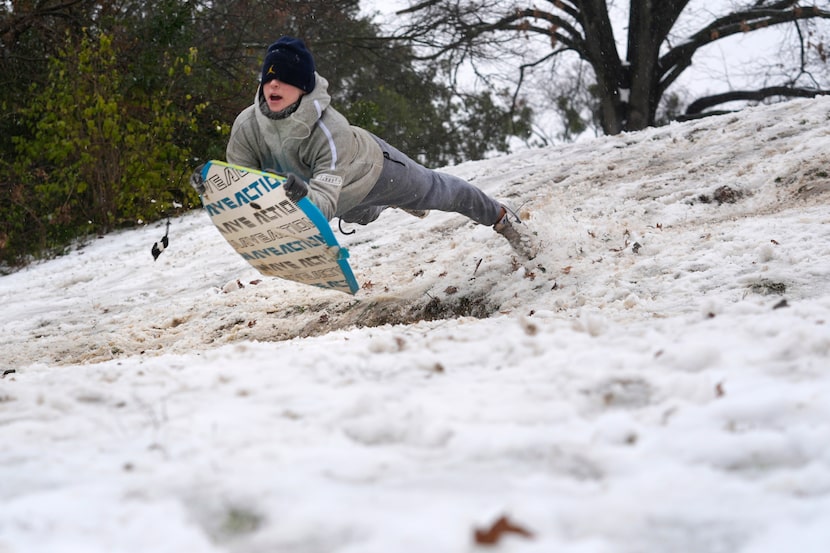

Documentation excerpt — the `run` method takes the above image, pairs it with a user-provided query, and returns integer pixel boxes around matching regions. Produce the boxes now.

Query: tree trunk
[622,0,689,132]
[625,1,659,131]
[577,0,625,135]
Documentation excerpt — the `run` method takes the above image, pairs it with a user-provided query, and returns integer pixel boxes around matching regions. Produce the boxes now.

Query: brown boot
[494,206,540,260]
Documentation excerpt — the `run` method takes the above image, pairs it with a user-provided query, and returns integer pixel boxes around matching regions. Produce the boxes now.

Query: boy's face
[263,79,303,112]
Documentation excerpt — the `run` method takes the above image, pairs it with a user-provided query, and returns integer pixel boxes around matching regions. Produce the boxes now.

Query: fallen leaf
[474,515,535,546]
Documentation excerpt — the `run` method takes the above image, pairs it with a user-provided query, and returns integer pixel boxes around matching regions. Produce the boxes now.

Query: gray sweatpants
[339,136,503,226]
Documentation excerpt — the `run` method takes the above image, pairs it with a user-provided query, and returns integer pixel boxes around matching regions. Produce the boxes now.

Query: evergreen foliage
[3,31,202,264]
[0,1,530,266]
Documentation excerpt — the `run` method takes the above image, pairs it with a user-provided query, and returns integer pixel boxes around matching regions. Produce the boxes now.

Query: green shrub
[3,30,204,266]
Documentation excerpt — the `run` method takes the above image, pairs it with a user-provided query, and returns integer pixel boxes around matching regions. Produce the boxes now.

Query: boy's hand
[190,164,206,194]
[282,173,308,202]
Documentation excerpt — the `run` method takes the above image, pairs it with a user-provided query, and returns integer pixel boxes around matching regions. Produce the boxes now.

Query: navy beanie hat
[261,37,316,93]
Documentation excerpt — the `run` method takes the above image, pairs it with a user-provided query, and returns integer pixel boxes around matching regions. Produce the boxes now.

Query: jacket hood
[254,73,331,142]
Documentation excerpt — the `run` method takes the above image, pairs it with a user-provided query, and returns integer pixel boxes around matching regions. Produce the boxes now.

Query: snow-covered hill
[1,98,829,553]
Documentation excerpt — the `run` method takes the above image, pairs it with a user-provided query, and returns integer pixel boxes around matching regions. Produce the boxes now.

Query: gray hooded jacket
[226,74,384,220]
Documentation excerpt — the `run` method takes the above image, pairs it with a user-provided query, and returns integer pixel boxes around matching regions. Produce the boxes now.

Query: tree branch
[659,3,830,93]
[685,86,830,115]
[386,1,586,61]
[396,0,443,16]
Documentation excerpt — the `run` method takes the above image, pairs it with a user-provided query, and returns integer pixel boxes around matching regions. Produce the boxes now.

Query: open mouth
[269,93,283,102]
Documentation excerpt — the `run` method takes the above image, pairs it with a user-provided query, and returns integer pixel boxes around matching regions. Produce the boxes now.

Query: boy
[192,36,538,259]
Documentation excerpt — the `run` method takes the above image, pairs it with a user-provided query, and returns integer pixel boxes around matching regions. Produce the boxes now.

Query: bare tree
[389,1,830,135]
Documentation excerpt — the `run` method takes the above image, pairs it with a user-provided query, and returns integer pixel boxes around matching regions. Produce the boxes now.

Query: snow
[2,97,830,552]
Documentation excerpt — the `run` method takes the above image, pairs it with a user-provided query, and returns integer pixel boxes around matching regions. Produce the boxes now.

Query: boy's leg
[340,136,540,259]
[353,136,503,226]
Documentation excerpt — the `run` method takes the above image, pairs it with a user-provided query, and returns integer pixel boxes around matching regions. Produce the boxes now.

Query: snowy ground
[1,98,829,553]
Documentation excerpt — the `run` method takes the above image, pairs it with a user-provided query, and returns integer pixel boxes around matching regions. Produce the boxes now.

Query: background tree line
[0,0,532,266]
[387,0,830,142]
[3,1,829,267]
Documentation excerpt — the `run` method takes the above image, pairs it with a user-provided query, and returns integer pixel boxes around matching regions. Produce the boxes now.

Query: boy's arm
[226,110,262,169]
[301,121,348,220]
[305,172,342,220]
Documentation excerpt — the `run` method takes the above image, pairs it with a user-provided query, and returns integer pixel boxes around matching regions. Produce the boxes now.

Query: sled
[200,161,359,295]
